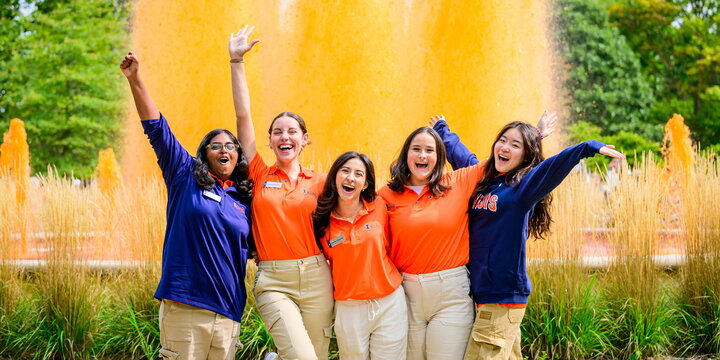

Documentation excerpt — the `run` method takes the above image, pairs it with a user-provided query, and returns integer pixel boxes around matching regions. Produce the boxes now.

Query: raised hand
[429,114,446,128]
[536,111,558,139]
[119,52,140,79]
[599,145,625,159]
[229,25,260,58]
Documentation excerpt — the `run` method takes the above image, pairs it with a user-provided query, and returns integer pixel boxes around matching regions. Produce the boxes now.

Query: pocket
[158,348,179,359]
[507,307,526,324]
[252,268,263,294]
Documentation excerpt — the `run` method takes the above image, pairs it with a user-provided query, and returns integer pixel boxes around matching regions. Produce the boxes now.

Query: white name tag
[328,234,346,248]
[264,181,282,188]
[202,190,221,202]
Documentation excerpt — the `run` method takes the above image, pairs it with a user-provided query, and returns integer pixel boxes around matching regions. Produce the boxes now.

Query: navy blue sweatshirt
[433,120,604,304]
[144,114,251,322]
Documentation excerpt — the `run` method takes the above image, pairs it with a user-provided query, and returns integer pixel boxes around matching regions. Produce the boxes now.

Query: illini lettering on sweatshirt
[471,193,498,212]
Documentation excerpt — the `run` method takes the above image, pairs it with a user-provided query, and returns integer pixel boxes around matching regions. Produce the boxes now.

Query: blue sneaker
[264,352,278,360]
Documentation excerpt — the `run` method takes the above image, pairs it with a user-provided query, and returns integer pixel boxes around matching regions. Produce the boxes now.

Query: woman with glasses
[120,52,253,360]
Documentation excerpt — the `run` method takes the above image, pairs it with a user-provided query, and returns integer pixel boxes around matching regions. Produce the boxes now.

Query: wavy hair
[193,129,253,203]
[312,152,376,244]
[387,127,450,197]
[469,121,552,239]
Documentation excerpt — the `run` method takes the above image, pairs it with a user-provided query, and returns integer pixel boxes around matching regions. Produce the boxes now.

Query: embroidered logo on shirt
[472,194,498,212]
[234,202,245,213]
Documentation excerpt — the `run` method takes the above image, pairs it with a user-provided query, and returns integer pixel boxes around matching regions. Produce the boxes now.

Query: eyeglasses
[206,142,239,151]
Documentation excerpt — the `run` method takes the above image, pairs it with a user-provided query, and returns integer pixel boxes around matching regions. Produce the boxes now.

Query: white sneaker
[264,352,278,360]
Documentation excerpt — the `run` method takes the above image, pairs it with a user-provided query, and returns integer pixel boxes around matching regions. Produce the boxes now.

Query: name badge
[327,234,346,248]
[264,181,282,188]
[202,190,221,202]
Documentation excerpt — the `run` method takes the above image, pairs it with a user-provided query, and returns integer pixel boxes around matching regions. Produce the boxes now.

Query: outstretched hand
[229,25,260,58]
[119,52,140,79]
[536,111,558,139]
[429,114,446,128]
[599,145,625,159]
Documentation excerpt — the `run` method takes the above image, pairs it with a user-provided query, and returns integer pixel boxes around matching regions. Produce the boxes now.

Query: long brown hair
[387,127,450,197]
[312,152,377,243]
[469,121,553,239]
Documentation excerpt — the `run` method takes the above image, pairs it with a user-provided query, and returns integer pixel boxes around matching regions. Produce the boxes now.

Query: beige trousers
[158,299,240,360]
[254,254,334,360]
[334,285,408,360]
[402,266,474,360]
[463,304,525,360]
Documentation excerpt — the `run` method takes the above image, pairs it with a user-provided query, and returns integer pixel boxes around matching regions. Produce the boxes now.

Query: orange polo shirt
[378,161,486,274]
[320,197,402,301]
[249,153,326,260]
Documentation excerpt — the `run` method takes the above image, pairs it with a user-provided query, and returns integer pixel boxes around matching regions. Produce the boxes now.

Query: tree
[0,0,129,179]
[554,0,658,140]
[609,0,720,147]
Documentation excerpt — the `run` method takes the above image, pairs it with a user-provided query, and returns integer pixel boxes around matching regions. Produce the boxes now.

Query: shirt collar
[209,172,234,189]
[330,198,373,223]
[268,164,314,178]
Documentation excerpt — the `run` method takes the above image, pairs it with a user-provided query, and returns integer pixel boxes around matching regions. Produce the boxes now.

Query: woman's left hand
[599,145,625,159]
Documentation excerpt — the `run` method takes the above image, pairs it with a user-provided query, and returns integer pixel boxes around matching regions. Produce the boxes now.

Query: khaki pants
[463,304,525,360]
[254,254,334,360]
[402,266,474,360]
[158,299,240,360]
[335,285,408,360]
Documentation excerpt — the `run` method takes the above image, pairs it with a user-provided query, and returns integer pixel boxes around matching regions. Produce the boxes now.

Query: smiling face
[269,115,308,165]
[335,157,368,204]
[206,132,238,181]
[493,127,526,173]
[406,132,438,186]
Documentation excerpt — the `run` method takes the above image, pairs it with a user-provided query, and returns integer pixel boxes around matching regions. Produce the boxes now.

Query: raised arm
[517,141,625,206]
[430,114,480,169]
[120,52,160,120]
[229,25,261,161]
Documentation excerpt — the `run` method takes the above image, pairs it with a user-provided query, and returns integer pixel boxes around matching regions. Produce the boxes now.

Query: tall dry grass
[678,154,720,354]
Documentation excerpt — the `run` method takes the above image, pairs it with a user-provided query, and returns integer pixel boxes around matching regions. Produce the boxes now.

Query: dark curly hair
[312,152,376,244]
[193,129,253,203]
[387,127,450,197]
[469,121,552,239]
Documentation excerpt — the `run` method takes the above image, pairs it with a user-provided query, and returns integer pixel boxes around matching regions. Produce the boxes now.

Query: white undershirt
[408,185,425,195]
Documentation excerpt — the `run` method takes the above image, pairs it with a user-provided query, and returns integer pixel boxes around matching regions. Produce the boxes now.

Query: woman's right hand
[229,25,260,58]
[429,114,446,127]
[119,52,140,79]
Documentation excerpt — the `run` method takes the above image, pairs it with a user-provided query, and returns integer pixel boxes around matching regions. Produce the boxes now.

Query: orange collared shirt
[379,161,486,274]
[249,153,326,260]
[209,172,234,189]
[320,197,402,301]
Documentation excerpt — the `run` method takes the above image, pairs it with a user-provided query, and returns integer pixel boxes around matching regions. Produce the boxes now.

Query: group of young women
[120,25,625,360]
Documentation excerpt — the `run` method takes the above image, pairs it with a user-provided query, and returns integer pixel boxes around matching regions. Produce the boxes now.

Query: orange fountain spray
[0,119,30,204]
[0,118,31,255]
[96,148,122,197]
[122,0,556,180]
[662,114,693,181]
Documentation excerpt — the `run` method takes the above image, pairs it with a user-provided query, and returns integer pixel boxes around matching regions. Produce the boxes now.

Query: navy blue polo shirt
[143,114,251,322]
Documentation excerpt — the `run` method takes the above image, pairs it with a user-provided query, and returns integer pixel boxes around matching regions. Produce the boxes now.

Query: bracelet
[230,58,244,63]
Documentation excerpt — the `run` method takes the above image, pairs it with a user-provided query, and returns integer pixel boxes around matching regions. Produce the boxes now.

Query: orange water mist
[0,118,30,204]
[662,114,693,180]
[122,1,555,180]
[96,148,122,197]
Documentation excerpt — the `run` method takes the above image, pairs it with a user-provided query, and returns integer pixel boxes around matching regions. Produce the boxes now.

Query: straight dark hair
[193,129,253,203]
[312,152,377,244]
[469,121,552,239]
[387,127,450,197]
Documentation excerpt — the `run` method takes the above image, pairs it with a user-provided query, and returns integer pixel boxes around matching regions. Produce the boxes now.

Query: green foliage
[0,0,129,179]
[554,0,657,139]
[608,0,720,146]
